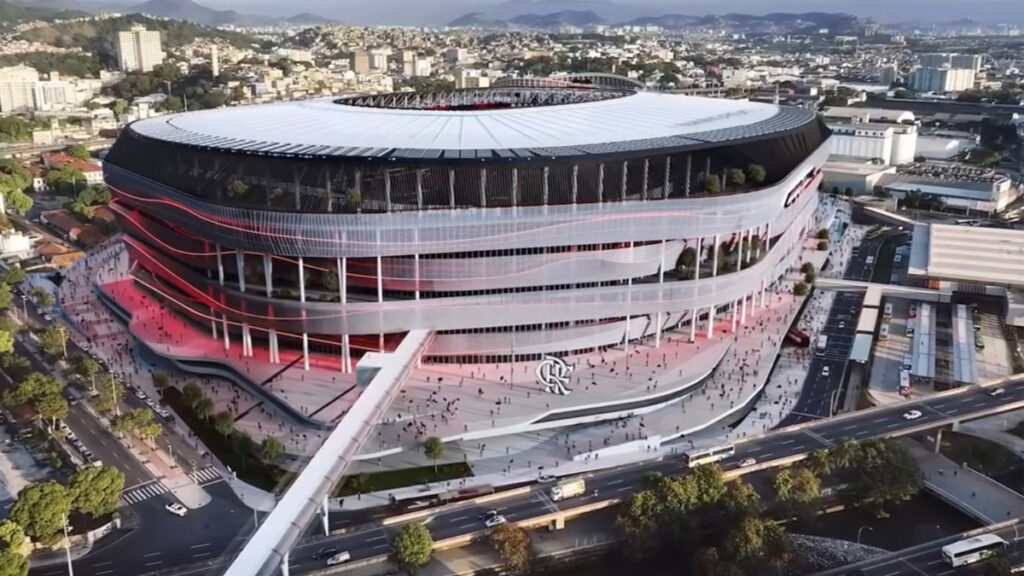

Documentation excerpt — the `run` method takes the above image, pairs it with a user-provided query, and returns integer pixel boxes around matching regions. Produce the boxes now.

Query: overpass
[813,278,952,303]
[222,329,433,576]
[214,375,1024,575]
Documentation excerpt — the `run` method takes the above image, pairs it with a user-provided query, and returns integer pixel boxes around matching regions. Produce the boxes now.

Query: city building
[102,75,830,421]
[33,74,74,111]
[0,64,39,112]
[116,25,164,73]
[445,47,469,64]
[822,107,918,165]
[413,56,432,77]
[454,68,490,89]
[910,66,976,93]
[369,48,391,71]
[211,45,220,78]
[44,152,104,186]
[351,50,370,76]
[877,164,1016,213]
[919,53,983,72]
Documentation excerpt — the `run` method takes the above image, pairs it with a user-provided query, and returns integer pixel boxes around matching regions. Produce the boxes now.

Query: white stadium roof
[128,91,815,160]
[911,223,1024,287]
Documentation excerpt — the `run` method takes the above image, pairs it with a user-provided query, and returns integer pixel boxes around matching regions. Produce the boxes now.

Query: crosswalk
[122,481,169,505]
[119,468,223,506]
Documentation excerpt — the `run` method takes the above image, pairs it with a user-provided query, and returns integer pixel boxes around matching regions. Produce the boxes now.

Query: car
[821,366,830,377]
[43,314,52,322]
[57,421,70,433]
[326,551,351,566]
[312,546,339,560]
[134,390,146,400]
[739,457,757,467]
[484,514,507,528]
[145,399,156,408]
[537,474,556,483]
[988,388,1005,397]
[165,502,188,517]
[479,509,499,521]
[838,321,846,329]
[66,432,77,442]
[902,410,922,420]
[909,304,918,318]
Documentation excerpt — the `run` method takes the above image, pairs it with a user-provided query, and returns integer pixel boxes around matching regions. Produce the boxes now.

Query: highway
[814,523,1024,576]
[106,376,1024,576]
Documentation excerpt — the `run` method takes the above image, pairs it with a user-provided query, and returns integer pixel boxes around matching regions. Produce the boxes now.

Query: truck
[550,477,586,502]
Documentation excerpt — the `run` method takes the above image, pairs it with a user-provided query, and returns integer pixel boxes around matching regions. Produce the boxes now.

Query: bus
[683,444,735,468]
[940,534,1007,567]
[815,335,828,356]
[899,370,911,396]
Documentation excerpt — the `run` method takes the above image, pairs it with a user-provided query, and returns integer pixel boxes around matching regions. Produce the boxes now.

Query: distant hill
[510,10,604,28]
[17,13,254,66]
[0,0,89,24]
[447,11,508,28]
[130,0,260,26]
[626,12,869,34]
[281,12,339,26]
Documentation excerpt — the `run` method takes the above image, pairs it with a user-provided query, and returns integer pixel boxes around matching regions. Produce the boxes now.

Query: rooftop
[126,88,816,160]
[910,223,1024,287]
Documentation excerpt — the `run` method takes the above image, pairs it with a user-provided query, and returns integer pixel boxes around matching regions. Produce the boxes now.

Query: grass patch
[335,462,473,496]
[162,387,290,492]
[938,431,1021,476]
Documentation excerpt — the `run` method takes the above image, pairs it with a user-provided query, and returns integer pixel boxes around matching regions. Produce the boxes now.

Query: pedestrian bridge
[222,329,433,576]
[814,278,952,303]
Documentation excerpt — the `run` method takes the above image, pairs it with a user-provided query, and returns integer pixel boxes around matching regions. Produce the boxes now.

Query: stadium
[102,77,829,379]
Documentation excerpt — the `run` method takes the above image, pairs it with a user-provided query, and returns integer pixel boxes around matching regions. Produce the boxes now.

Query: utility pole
[63,515,74,576]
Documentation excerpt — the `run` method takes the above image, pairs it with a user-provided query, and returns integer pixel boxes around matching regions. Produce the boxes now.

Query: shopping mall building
[102,77,830,383]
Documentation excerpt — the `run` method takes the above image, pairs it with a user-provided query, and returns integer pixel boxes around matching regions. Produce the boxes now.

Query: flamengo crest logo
[536,356,573,396]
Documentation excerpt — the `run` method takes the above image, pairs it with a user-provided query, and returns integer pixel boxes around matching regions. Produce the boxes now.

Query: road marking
[95,571,113,576]
[145,561,163,567]
[780,440,794,445]
[143,552,161,557]
[193,552,211,558]
[93,562,112,567]
[886,422,901,429]
[937,570,954,576]
[872,417,887,423]
[883,571,900,576]
[366,535,388,543]
[926,559,943,565]
[373,543,390,550]
[449,515,468,522]
[607,479,624,485]
[457,522,477,530]
[841,424,857,431]
[616,484,634,492]
[745,446,762,453]
[190,543,210,549]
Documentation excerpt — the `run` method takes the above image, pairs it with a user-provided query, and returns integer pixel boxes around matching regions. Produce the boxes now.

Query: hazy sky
[151,0,1024,25]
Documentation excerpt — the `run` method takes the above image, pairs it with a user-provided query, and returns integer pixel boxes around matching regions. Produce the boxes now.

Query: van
[879,324,889,340]
[894,254,902,264]
[326,551,351,566]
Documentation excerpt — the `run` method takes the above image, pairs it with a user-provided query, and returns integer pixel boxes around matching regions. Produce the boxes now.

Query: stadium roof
[127,90,817,160]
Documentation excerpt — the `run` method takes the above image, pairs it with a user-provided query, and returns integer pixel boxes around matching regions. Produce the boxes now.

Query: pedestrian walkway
[904,439,1024,525]
[190,466,223,485]
[122,480,169,505]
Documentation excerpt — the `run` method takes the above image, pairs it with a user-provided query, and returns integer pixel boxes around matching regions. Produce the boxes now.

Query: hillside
[447,12,508,28]
[625,11,869,34]
[130,0,252,27]
[18,14,254,66]
[510,10,605,28]
[0,0,88,24]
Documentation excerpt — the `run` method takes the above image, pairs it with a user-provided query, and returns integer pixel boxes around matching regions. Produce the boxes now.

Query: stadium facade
[103,78,830,375]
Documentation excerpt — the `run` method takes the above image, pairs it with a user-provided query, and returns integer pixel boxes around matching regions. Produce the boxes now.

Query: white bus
[815,335,828,356]
[683,444,735,468]
[941,534,1007,567]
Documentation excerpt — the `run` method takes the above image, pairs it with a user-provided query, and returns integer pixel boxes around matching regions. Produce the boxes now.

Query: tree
[72,354,99,388]
[845,440,921,516]
[10,481,71,544]
[0,330,12,356]
[816,228,830,240]
[830,438,860,469]
[181,381,204,408]
[193,396,214,420]
[228,179,249,199]
[113,408,160,444]
[775,468,820,516]
[3,372,62,408]
[0,520,24,551]
[0,284,12,311]
[45,165,87,194]
[152,372,169,394]
[5,189,32,215]
[2,265,24,286]
[817,240,829,251]
[29,287,54,309]
[722,515,789,574]
[726,169,746,189]
[491,523,531,573]
[0,354,31,381]
[392,523,433,572]
[676,246,697,271]
[36,393,68,430]
[745,164,766,185]
[37,326,67,358]
[700,175,721,195]
[92,374,122,415]
[68,465,124,518]
[801,262,817,275]
[423,436,443,472]
[67,144,90,160]
[213,411,235,437]
[793,282,809,296]
[806,449,833,477]
[0,550,28,576]
[617,489,666,559]
[260,436,284,463]
[804,271,817,284]
[721,479,762,520]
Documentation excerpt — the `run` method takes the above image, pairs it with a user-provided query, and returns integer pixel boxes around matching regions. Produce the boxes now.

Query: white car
[537,474,556,483]
[484,514,507,528]
[165,502,188,517]
[821,366,831,377]
[325,551,351,566]
[988,388,1005,397]
[902,410,923,420]
[739,457,757,467]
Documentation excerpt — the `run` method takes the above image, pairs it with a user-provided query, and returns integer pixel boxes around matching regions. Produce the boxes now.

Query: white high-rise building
[910,67,976,93]
[413,57,432,77]
[455,68,490,89]
[33,80,73,111]
[0,65,39,112]
[211,45,220,79]
[116,25,163,72]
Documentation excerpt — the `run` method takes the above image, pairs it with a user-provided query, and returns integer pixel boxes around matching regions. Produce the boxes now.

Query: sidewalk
[904,439,1024,524]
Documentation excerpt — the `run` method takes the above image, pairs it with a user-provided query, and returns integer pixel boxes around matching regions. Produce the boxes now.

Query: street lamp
[857,525,873,544]
[63,514,74,576]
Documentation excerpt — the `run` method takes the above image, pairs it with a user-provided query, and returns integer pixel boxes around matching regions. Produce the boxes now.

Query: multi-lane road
[94,376,1024,576]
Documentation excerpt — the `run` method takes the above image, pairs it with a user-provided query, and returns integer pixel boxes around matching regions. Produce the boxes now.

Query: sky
[192,0,1024,25]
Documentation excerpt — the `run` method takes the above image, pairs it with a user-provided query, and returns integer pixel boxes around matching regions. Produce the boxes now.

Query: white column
[448,168,455,209]
[690,308,697,342]
[694,237,702,281]
[542,166,550,205]
[384,169,392,212]
[597,163,605,203]
[746,228,754,264]
[415,169,424,210]
[337,256,350,374]
[620,160,628,201]
[711,234,720,277]
[221,315,230,350]
[321,493,330,536]
[741,293,748,325]
[641,158,649,200]
[759,278,767,310]
[210,309,217,340]
[731,300,739,332]
[511,168,518,207]
[235,251,246,292]
[377,254,384,352]
[571,165,578,205]
[479,168,487,207]
[765,221,772,252]
[281,551,290,576]
[215,245,224,285]
[265,255,278,364]
[413,254,420,301]
[706,305,714,338]
[298,256,308,370]
[656,239,665,348]
[663,155,671,199]
[684,154,692,196]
